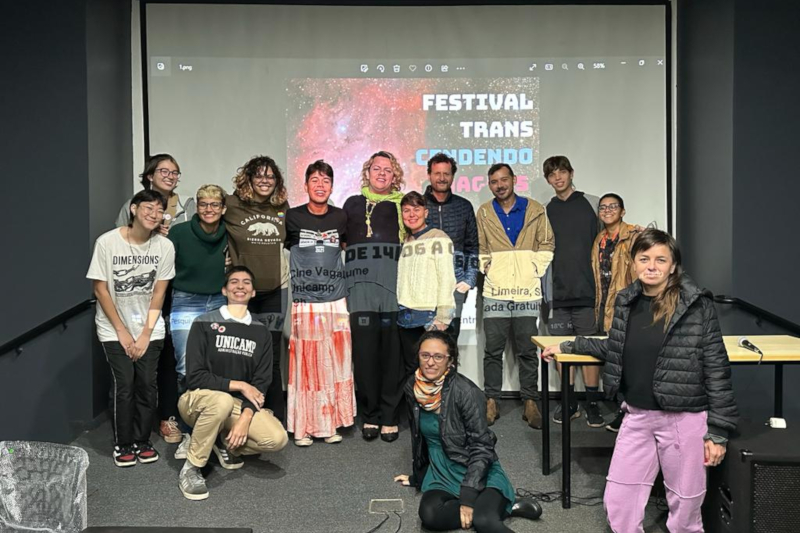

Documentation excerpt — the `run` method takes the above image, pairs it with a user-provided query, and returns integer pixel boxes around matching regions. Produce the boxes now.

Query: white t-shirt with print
[86,228,176,342]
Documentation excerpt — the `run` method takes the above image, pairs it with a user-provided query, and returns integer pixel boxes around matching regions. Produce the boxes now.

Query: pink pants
[604,404,707,533]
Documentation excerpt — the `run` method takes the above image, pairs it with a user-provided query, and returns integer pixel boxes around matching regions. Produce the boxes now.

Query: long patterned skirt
[287,298,356,438]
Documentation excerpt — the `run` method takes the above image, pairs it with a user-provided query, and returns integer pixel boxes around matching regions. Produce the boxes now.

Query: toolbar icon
[393,65,400,73]
[528,63,537,71]
[424,64,433,72]
[441,65,449,72]
[577,63,585,70]
[360,64,368,73]
[545,63,553,71]
[377,64,385,73]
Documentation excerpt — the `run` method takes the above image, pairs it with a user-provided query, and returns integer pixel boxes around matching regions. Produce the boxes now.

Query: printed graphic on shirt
[215,333,257,357]
[112,255,161,296]
[483,298,540,318]
[240,214,285,245]
[290,228,347,303]
[299,228,341,252]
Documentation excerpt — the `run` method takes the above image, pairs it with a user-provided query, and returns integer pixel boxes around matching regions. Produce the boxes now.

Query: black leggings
[418,489,512,533]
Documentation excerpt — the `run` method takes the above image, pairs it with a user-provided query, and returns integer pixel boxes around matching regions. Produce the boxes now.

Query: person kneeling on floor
[178,266,288,501]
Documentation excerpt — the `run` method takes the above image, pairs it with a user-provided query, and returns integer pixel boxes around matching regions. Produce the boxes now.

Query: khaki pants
[178,389,288,468]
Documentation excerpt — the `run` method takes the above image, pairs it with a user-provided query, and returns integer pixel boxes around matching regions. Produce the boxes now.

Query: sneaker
[213,437,244,470]
[134,441,159,464]
[179,462,209,501]
[295,436,313,447]
[159,417,183,444]
[113,445,137,468]
[324,434,343,444]
[585,402,605,428]
[606,409,625,433]
[553,403,580,424]
[174,433,191,460]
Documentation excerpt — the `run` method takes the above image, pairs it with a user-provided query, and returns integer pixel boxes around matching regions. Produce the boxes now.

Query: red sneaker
[113,445,137,468]
[134,441,160,464]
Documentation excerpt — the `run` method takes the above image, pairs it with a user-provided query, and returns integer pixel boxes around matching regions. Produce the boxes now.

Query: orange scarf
[414,368,450,412]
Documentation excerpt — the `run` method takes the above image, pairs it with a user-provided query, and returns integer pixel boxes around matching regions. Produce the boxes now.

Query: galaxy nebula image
[286,77,539,208]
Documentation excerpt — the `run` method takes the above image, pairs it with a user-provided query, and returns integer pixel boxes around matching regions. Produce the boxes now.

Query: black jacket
[424,186,479,287]
[405,371,498,507]
[563,274,738,438]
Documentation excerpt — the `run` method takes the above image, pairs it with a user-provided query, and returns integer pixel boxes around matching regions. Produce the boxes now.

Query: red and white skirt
[287,298,356,438]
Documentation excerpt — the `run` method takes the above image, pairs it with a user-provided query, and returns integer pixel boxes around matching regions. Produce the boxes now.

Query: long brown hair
[630,228,683,331]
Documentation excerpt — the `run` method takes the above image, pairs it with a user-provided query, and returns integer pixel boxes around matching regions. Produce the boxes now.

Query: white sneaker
[174,434,191,460]
[295,436,313,447]
[324,434,343,444]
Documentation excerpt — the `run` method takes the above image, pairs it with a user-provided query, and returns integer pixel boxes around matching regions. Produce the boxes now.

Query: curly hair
[359,151,405,192]
[232,155,288,206]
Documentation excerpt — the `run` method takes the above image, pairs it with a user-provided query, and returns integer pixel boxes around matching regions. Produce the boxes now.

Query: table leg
[541,357,550,476]
[774,364,784,418]
[561,363,572,509]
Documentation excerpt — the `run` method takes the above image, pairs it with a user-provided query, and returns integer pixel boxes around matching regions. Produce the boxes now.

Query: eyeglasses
[198,201,224,211]
[419,352,450,364]
[139,204,165,218]
[155,168,181,179]
[371,166,394,176]
[252,174,276,183]
[598,203,621,212]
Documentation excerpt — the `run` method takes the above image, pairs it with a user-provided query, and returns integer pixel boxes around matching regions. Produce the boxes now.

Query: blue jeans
[170,289,226,376]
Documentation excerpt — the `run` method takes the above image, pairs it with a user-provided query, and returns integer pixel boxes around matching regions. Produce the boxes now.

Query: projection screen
[142,2,669,390]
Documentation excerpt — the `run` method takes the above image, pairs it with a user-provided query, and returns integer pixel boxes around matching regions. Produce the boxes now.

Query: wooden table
[531,334,800,509]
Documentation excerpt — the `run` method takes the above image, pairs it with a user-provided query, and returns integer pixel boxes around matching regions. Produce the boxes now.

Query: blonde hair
[196,184,227,203]
[360,151,405,192]
[232,155,288,206]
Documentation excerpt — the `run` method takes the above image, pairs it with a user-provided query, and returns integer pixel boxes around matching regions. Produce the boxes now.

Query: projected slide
[286,77,539,208]
[144,3,667,227]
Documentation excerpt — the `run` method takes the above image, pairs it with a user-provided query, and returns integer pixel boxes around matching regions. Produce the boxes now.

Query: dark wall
[730,1,800,326]
[677,0,800,421]
[0,0,131,443]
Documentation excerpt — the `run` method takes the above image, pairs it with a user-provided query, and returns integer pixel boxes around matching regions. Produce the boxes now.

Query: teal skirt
[419,409,515,514]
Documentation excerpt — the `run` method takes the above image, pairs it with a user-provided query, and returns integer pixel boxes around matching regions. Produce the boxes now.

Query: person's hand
[704,440,726,466]
[130,332,152,360]
[241,384,265,409]
[226,415,250,450]
[116,329,135,358]
[455,281,471,294]
[431,320,448,331]
[225,252,232,268]
[460,505,473,529]
[393,474,410,486]
[157,223,170,237]
[540,344,561,363]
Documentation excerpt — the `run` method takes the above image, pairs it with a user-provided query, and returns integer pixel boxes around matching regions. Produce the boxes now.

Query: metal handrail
[714,295,800,336]
[0,299,96,356]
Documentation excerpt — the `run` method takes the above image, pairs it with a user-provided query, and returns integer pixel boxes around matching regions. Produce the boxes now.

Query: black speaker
[703,420,800,533]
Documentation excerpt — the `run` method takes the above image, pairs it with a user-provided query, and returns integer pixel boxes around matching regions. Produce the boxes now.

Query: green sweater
[168,215,228,295]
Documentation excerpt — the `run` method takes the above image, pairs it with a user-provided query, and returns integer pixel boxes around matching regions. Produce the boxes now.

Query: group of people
[87,150,738,532]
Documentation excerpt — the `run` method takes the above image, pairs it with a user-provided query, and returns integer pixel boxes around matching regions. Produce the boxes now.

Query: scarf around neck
[361,186,406,242]
[414,367,450,412]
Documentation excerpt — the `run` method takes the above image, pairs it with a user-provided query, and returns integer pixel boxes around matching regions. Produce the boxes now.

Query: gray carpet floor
[74,400,669,532]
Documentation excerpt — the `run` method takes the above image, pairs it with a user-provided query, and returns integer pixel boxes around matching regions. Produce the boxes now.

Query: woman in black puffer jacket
[394,330,541,532]
[542,229,737,533]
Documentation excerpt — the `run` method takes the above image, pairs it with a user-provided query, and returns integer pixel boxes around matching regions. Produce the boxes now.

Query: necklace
[365,199,377,238]
[121,227,153,274]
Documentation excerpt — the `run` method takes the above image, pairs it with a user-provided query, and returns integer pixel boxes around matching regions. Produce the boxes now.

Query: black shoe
[585,402,605,428]
[362,426,379,440]
[510,497,542,520]
[380,431,399,443]
[133,441,159,464]
[213,437,244,470]
[553,403,580,424]
[606,409,624,433]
